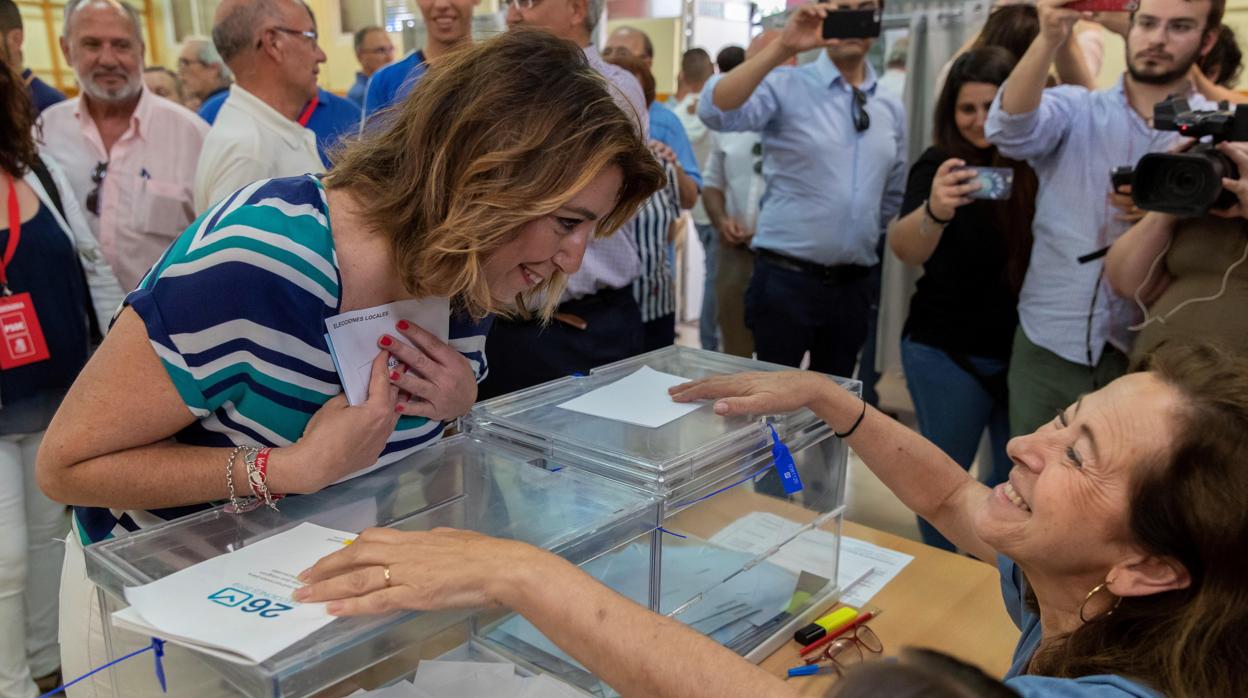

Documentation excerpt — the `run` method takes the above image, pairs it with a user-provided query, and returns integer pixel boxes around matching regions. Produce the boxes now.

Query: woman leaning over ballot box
[36,29,663,697]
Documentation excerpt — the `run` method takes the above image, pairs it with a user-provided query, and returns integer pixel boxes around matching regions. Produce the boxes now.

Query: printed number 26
[241,598,292,618]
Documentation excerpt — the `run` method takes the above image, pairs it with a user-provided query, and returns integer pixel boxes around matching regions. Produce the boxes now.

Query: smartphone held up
[954,166,1015,201]
[1061,0,1138,13]
[821,6,883,40]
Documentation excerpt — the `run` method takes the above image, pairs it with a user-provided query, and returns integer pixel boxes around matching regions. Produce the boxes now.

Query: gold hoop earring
[1078,581,1123,623]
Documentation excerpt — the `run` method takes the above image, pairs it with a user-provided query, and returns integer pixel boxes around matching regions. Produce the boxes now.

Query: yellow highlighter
[793,606,858,645]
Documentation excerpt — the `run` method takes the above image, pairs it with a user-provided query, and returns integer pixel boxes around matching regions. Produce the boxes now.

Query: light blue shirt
[649,102,702,188]
[997,556,1160,698]
[985,78,1210,365]
[697,52,907,267]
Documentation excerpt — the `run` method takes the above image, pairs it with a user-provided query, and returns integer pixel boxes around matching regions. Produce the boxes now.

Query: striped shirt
[73,175,492,544]
[632,160,681,323]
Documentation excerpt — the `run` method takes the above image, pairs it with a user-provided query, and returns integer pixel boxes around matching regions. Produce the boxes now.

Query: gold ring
[383,566,392,588]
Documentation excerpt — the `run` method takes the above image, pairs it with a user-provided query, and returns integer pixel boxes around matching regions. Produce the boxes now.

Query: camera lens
[1160,160,1214,199]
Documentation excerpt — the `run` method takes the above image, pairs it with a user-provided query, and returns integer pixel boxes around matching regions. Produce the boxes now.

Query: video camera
[1129,97,1248,218]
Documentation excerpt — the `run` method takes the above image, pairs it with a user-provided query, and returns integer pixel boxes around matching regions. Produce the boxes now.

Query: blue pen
[140,167,151,179]
[787,663,837,678]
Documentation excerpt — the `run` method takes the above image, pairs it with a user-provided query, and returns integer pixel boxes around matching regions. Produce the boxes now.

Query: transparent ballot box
[83,434,660,698]
[463,346,857,683]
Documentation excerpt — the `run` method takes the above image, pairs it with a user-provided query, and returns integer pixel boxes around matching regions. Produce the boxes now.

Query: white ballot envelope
[325,297,450,405]
[114,523,355,664]
[557,366,704,428]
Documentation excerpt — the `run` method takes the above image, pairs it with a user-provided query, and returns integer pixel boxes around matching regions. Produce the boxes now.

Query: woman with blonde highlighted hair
[37,29,664,697]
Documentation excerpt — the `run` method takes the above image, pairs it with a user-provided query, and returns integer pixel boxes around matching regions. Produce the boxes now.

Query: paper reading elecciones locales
[556,366,703,428]
[324,297,450,405]
[114,523,356,665]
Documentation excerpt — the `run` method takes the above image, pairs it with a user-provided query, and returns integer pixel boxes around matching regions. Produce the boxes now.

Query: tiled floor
[675,321,922,543]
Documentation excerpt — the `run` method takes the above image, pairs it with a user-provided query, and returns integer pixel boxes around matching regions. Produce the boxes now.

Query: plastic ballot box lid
[465,346,860,502]
[84,434,660,698]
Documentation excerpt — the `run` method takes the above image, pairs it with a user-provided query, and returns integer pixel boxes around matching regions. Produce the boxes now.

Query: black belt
[754,248,871,284]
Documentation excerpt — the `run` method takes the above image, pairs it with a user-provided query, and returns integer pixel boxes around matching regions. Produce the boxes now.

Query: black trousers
[745,253,873,379]
[478,286,645,400]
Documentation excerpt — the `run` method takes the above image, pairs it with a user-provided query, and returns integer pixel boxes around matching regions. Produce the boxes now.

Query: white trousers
[59,529,240,697]
[0,431,65,698]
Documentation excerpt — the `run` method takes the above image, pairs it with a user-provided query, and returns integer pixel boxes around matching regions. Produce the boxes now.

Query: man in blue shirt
[362,0,478,125]
[699,1,906,378]
[985,0,1220,436]
[347,25,393,107]
[198,86,360,168]
[1,0,66,114]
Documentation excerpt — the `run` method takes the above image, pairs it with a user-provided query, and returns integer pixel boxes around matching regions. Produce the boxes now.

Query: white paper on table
[347,681,435,698]
[708,512,911,607]
[837,536,914,608]
[414,659,516,687]
[325,297,450,405]
[516,674,591,698]
[115,523,355,664]
[556,366,703,428]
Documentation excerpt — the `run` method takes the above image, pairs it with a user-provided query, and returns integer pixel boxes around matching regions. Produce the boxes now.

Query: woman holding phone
[886,47,1037,551]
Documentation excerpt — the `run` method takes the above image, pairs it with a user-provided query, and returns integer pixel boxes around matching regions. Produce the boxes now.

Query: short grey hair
[62,0,144,43]
[212,0,285,64]
[182,34,233,81]
[584,0,605,35]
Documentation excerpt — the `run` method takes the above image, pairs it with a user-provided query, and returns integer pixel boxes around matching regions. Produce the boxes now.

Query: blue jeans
[695,223,719,351]
[900,337,1012,552]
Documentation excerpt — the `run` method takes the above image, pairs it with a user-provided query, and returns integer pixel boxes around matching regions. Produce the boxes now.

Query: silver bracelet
[225,446,261,514]
[244,449,280,512]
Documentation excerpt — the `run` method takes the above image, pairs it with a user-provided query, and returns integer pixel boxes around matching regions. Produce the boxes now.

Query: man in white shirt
[193,0,326,212]
[40,0,208,292]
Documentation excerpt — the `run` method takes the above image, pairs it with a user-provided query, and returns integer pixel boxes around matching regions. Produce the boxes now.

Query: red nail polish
[380,336,392,347]
[389,370,400,381]
[396,320,410,331]
[394,404,405,414]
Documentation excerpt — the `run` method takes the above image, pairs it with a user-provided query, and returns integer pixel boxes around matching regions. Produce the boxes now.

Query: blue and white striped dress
[632,160,682,323]
[74,175,492,544]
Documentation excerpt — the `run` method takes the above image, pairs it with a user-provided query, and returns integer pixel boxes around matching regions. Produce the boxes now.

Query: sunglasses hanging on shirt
[85,161,108,217]
[851,87,871,133]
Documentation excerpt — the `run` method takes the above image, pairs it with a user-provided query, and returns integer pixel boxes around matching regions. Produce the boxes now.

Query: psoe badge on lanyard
[0,175,50,370]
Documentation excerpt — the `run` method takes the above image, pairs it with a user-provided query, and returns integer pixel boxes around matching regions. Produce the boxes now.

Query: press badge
[0,293,50,369]
[769,424,803,495]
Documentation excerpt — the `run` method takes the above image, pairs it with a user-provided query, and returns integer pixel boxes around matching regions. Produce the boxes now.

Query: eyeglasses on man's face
[505,0,545,12]
[258,26,319,49]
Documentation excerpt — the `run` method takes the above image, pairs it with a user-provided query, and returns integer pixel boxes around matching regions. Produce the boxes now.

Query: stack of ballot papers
[348,660,587,697]
[324,297,450,405]
[112,523,354,664]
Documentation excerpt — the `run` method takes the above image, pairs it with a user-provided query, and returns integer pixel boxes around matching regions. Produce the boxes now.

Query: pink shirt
[38,88,209,292]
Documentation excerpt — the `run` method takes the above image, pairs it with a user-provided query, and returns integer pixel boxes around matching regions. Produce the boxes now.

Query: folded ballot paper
[324,297,450,405]
[112,523,355,665]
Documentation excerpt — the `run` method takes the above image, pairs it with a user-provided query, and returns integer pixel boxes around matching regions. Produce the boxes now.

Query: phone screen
[821,8,883,40]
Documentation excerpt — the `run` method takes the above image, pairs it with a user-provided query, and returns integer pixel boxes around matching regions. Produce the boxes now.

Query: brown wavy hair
[1029,342,1248,697]
[933,46,1036,297]
[0,55,38,177]
[325,29,665,320]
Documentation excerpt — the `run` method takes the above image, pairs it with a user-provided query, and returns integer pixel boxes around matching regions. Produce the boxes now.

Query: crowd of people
[1,0,1247,695]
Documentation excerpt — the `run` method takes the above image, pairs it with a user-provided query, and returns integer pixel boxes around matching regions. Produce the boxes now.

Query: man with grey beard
[39,0,208,293]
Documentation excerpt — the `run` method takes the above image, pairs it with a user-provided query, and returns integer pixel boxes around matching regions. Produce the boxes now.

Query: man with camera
[984,0,1221,436]
[1106,136,1248,365]
[697,1,906,379]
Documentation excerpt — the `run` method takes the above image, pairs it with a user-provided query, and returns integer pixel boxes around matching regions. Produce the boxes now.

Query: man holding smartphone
[697,1,906,379]
[985,0,1221,437]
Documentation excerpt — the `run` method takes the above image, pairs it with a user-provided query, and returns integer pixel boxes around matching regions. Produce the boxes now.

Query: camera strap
[1077,246,1110,264]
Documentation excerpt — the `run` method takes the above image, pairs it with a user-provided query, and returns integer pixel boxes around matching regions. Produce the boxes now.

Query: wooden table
[758,521,1020,696]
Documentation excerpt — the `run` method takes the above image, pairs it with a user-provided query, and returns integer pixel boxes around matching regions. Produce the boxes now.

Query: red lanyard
[297,93,319,127]
[2,175,20,293]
